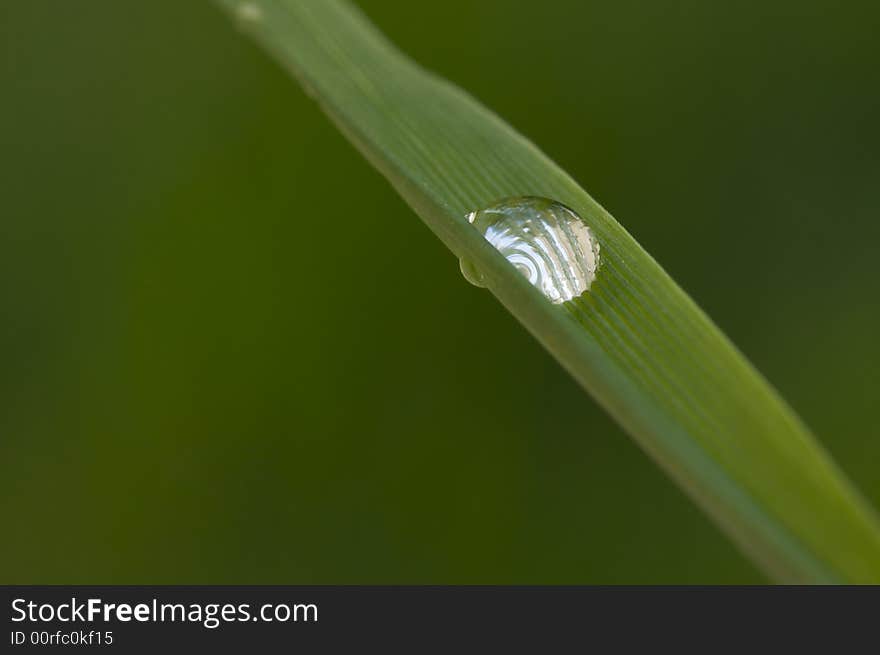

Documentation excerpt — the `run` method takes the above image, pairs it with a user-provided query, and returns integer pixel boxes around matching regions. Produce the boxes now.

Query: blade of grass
[215,0,880,582]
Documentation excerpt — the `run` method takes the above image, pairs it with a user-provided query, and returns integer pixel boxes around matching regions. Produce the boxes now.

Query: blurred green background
[2,1,878,583]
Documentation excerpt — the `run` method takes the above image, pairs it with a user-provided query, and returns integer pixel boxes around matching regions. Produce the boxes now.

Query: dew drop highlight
[460,197,600,304]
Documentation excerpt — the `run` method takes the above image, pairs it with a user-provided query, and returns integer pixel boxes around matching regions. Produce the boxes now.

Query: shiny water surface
[460,197,600,303]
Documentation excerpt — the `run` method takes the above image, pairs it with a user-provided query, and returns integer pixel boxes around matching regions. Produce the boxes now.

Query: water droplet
[459,258,487,288]
[236,1,263,25]
[461,197,600,304]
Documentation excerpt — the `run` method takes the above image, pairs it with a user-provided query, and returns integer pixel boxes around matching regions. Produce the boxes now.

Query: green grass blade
[215,0,880,582]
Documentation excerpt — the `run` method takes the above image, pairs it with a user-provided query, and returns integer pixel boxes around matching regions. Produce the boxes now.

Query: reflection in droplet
[460,197,600,304]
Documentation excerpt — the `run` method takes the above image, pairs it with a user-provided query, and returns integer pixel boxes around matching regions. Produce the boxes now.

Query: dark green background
[2,1,878,583]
